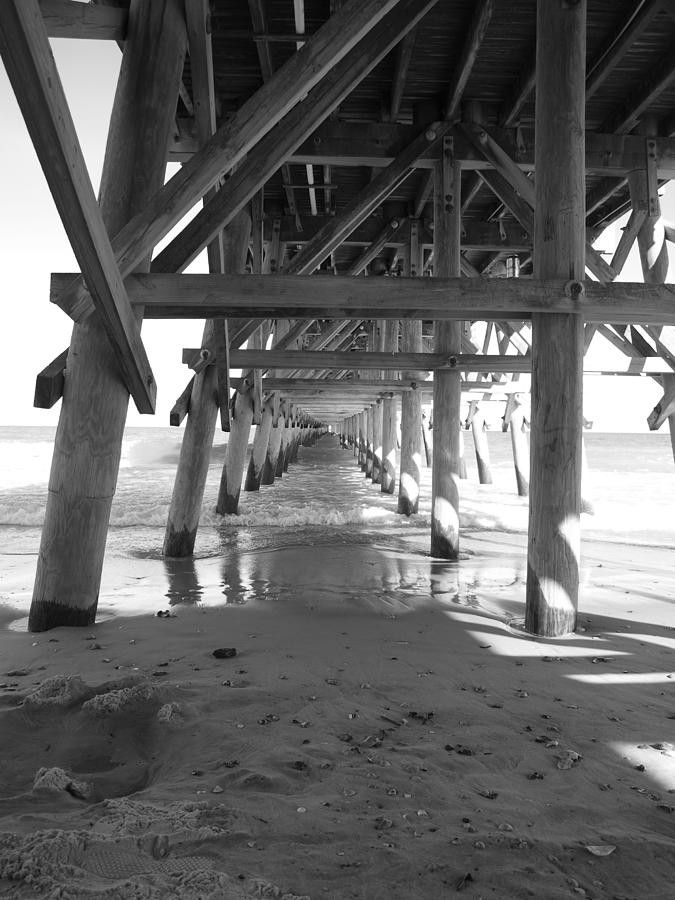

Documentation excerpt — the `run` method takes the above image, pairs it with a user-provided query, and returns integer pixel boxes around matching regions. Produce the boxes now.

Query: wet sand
[1,439,674,898]
[1,531,674,898]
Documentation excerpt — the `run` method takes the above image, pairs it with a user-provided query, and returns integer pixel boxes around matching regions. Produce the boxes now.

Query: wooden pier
[3,0,675,637]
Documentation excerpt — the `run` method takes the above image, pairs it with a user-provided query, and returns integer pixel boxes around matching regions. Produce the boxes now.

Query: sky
[0,30,674,432]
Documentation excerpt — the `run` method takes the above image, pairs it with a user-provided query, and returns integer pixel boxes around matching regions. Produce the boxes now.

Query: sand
[1,530,674,899]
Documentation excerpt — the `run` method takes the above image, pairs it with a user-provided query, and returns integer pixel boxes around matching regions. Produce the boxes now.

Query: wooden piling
[262,417,283,485]
[381,319,399,494]
[365,404,374,478]
[372,400,383,484]
[30,0,186,629]
[509,399,530,497]
[164,212,251,555]
[245,396,274,491]
[216,373,255,514]
[430,145,462,557]
[525,0,585,637]
[470,405,493,484]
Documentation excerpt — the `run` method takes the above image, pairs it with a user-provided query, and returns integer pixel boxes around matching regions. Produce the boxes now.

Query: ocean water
[0,425,673,619]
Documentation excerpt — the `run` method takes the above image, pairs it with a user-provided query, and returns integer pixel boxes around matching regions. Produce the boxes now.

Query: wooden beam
[263,214,528,252]
[39,0,128,40]
[586,0,664,99]
[464,124,613,281]
[346,218,405,275]
[444,0,493,122]
[170,376,194,427]
[151,0,440,276]
[1,0,156,413]
[186,0,231,431]
[53,271,675,326]
[600,46,675,135]
[34,349,68,409]
[172,117,675,179]
[52,0,407,319]
[285,122,453,274]
[247,0,298,221]
[390,28,417,120]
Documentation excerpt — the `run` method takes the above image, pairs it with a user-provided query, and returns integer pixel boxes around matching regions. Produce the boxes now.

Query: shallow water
[1,429,674,631]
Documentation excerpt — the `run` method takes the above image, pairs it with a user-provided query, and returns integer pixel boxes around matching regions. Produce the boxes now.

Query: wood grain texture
[51,272,675,325]
[0,0,156,412]
[525,0,586,638]
[29,0,186,631]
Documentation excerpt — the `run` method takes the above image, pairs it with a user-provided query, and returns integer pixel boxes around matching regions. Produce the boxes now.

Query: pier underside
[3,0,675,636]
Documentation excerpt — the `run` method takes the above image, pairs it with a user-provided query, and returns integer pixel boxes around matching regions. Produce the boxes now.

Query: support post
[430,138,462,557]
[245,396,275,490]
[372,400,383,484]
[470,404,493,484]
[397,227,424,516]
[365,404,374,478]
[381,320,399,494]
[526,0,585,637]
[29,0,186,630]
[507,396,530,497]
[164,212,250,555]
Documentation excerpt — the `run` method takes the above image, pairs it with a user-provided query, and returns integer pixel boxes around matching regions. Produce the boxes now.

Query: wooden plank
[169,377,194,427]
[285,122,453,274]
[600,46,675,135]
[39,0,128,40]
[262,215,526,252]
[609,207,647,275]
[526,0,585,638]
[34,349,68,409]
[151,0,440,275]
[444,0,493,122]
[1,0,156,413]
[226,350,529,372]
[586,0,663,98]
[390,28,417,120]
[52,0,408,320]
[52,272,675,325]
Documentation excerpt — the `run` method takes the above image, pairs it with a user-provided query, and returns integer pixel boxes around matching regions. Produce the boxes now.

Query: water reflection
[161,527,525,620]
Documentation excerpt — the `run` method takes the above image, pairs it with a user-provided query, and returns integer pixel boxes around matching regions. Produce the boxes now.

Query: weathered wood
[217,376,255,513]
[52,272,675,325]
[1,0,157,413]
[173,117,675,180]
[245,397,275,491]
[262,421,282,484]
[381,319,399,494]
[163,210,251,555]
[186,0,232,432]
[53,0,406,320]
[470,406,493,484]
[526,0,585,638]
[430,142,462,557]
[507,399,529,497]
[372,400,383,484]
[398,231,424,516]
[40,0,128,40]
[444,0,493,121]
[34,349,68,409]
[285,122,452,275]
[170,376,194,427]
[155,0,440,272]
[346,218,405,275]
[365,405,374,478]
[29,0,186,631]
